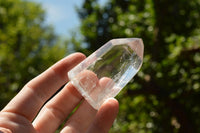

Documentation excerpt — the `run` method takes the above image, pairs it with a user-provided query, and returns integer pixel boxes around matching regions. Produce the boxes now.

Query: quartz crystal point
[68,38,144,110]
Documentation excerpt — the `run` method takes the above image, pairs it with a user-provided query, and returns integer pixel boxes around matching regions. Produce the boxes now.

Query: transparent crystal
[68,38,144,110]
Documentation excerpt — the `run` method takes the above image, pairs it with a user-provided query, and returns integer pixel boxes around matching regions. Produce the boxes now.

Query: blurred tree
[0,0,66,109]
[74,0,200,132]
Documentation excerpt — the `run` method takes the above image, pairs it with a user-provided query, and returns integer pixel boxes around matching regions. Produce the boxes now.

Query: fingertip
[98,97,119,122]
[87,98,119,133]
[72,52,86,60]
[52,52,86,81]
[102,98,119,111]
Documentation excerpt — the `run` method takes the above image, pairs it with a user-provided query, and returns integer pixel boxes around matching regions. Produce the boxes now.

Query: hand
[0,53,119,133]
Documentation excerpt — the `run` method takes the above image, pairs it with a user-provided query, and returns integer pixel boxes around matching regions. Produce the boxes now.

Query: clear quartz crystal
[68,38,144,110]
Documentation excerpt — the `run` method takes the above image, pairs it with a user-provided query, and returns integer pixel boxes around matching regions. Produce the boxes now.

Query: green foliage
[76,0,200,132]
[0,0,66,109]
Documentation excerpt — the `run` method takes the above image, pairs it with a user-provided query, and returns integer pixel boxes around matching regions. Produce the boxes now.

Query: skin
[0,53,119,133]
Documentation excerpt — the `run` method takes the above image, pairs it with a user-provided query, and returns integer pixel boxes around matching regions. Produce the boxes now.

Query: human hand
[0,53,119,133]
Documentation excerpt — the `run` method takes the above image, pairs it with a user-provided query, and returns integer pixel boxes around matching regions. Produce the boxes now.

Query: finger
[60,75,117,133]
[87,98,119,133]
[32,82,82,133]
[0,127,12,133]
[2,53,86,121]
[0,112,36,133]
[60,100,97,133]
[33,70,98,133]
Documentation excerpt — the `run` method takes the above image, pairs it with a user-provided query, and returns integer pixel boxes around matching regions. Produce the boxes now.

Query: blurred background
[0,0,200,132]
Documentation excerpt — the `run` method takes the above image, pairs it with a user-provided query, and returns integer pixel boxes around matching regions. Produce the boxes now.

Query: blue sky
[31,0,107,36]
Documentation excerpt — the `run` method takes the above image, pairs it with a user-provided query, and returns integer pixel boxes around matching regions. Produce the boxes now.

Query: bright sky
[31,0,107,36]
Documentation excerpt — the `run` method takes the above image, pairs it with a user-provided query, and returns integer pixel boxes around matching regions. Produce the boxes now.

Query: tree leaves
[0,0,66,109]
[76,0,200,132]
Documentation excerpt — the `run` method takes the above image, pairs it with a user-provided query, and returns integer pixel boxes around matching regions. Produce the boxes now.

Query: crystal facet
[68,38,144,109]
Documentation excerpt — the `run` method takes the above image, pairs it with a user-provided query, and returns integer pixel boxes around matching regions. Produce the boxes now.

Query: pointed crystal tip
[110,38,144,60]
